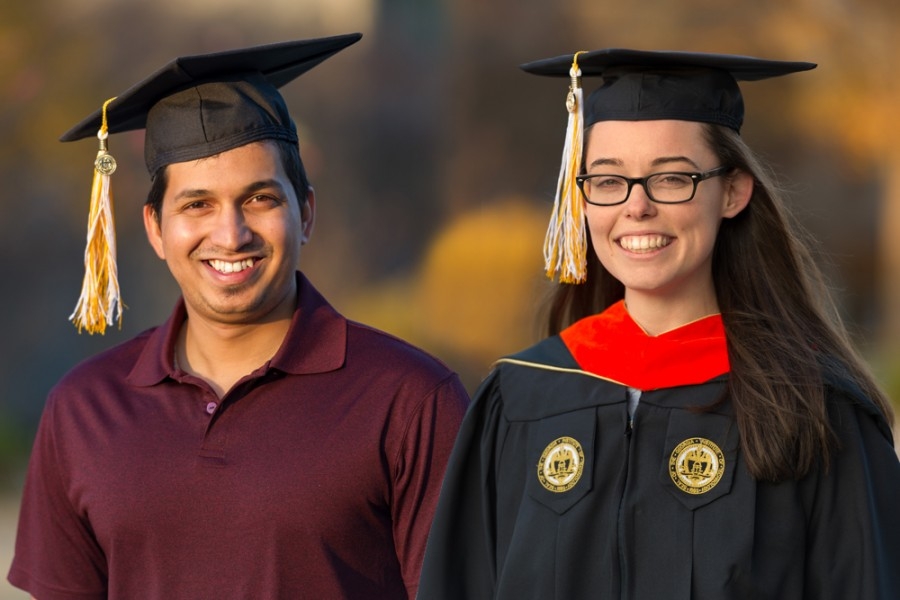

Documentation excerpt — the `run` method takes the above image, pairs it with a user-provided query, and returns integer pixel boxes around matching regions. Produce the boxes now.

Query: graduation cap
[62,33,362,334]
[519,48,816,284]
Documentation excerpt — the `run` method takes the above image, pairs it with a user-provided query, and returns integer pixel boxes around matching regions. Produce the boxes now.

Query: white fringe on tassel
[543,60,587,283]
[69,128,122,334]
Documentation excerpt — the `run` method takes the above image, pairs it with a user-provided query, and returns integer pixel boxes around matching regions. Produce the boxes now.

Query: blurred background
[1,0,898,595]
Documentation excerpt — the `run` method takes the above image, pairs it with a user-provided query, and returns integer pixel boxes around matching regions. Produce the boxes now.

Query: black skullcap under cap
[61,33,362,174]
[521,48,816,132]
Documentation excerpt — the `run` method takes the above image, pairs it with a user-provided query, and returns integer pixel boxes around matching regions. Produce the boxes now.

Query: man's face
[143,140,314,327]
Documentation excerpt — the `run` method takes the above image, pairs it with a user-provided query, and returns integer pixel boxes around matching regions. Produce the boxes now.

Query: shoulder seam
[391,371,466,481]
[494,357,625,385]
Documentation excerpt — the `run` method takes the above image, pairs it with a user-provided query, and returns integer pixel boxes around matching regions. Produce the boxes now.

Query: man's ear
[143,204,166,259]
[722,170,753,219]
[300,187,316,245]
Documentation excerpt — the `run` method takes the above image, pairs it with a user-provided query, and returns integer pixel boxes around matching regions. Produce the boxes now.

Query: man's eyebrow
[172,179,287,202]
[172,188,213,202]
[243,179,288,195]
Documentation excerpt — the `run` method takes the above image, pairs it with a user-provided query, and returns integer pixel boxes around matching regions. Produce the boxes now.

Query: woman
[417,49,899,599]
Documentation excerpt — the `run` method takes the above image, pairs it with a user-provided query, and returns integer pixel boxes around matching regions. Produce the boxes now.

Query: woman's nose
[623,181,657,219]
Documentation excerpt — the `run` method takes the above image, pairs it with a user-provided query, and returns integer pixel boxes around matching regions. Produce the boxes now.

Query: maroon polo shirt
[9,272,469,600]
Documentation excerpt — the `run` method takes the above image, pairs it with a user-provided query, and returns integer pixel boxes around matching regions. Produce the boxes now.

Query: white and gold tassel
[544,51,587,284]
[70,97,123,334]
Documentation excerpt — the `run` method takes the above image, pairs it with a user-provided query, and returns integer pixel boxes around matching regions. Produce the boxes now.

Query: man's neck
[176,309,294,399]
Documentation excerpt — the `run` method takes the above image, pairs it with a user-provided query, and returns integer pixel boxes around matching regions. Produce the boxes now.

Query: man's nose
[210,206,254,249]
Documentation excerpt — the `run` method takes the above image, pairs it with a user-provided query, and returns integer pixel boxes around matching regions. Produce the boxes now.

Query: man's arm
[7,389,109,599]
[390,373,469,598]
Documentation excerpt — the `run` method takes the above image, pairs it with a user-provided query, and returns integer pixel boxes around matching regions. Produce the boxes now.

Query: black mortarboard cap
[61,32,362,174]
[521,48,816,132]
[520,48,816,285]
[63,33,361,335]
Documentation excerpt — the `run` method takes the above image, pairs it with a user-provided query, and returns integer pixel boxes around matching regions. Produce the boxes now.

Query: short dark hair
[145,138,311,222]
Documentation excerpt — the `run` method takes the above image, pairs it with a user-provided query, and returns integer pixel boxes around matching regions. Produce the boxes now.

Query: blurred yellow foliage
[415,196,550,361]
[343,196,552,387]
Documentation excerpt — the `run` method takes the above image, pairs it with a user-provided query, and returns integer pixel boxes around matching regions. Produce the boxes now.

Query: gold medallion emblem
[94,152,117,175]
[537,436,584,493]
[669,437,725,495]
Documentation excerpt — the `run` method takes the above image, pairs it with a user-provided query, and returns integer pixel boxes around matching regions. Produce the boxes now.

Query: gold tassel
[70,97,123,334]
[544,51,588,284]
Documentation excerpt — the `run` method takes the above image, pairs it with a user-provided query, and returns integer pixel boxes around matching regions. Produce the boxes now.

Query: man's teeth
[618,235,671,252]
[209,258,255,273]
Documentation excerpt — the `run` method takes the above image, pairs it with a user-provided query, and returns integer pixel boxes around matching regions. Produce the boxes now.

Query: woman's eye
[592,177,624,188]
[655,174,692,187]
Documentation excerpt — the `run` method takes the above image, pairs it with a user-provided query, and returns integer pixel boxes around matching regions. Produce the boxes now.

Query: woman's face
[583,120,751,321]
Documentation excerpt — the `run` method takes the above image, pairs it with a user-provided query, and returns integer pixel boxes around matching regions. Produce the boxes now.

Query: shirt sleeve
[389,372,471,599]
[7,391,109,600]
[803,389,900,600]
[416,370,505,600]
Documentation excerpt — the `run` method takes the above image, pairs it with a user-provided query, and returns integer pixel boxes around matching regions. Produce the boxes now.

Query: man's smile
[207,258,257,274]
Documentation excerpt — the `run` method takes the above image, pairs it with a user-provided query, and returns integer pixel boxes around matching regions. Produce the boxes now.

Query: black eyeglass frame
[575,165,733,206]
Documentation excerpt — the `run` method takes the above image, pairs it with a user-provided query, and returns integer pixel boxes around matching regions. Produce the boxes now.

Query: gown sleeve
[417,370,506,600]
[803,385,900,600]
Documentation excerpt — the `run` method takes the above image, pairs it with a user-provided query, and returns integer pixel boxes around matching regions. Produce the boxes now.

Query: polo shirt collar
[127,271,347,386]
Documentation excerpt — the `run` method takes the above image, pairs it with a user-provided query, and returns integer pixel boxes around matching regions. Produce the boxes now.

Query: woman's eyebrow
[649,155,701,169]
[585,156,702,171]
[586,157,624,169]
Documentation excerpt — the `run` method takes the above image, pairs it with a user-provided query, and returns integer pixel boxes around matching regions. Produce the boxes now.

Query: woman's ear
[722,170,753,218]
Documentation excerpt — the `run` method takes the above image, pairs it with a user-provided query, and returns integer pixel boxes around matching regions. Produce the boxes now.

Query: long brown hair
[542,123,894,482]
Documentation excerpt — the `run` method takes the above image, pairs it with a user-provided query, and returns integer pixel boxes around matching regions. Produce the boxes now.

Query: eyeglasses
[575,166,732,206]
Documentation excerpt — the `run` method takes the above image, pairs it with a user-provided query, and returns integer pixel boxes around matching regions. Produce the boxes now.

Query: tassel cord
[69,97,123,334]
[544,53,588,284]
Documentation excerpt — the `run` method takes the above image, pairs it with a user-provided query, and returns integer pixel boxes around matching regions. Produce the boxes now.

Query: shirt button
[205,402,218,415]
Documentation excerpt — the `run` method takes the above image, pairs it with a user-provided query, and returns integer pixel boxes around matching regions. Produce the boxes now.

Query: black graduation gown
[418,336,900,599]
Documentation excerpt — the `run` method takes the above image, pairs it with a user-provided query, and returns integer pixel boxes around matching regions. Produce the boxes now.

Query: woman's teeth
[618,235,671,252]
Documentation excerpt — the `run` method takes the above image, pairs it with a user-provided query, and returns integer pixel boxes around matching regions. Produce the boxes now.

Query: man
[8,34,469,599]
